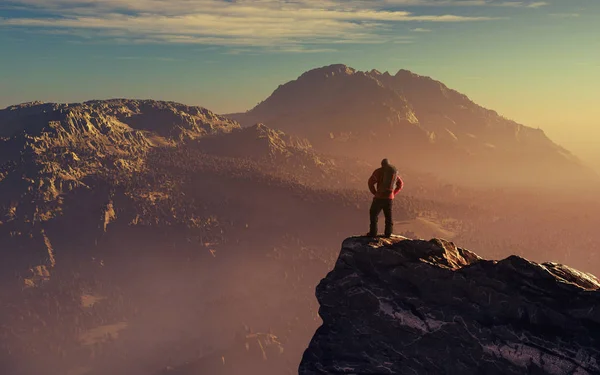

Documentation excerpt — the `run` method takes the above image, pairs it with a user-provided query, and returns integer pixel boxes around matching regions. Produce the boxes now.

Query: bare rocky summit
[300,236,600,375]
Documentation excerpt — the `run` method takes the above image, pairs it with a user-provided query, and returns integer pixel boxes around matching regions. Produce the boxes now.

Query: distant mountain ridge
[229,64,594,189]
[1,99,239,140]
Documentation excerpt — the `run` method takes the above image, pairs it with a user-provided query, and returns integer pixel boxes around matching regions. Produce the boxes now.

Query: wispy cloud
[549,13,580,18]
[381,0,547,7]
[0,0,545,50]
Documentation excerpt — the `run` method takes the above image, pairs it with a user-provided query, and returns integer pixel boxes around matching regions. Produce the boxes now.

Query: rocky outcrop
[299,236,600,375]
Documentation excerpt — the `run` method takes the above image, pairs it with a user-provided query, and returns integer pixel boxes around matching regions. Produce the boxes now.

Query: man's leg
[383,199,394,237]
[368,199,383,236]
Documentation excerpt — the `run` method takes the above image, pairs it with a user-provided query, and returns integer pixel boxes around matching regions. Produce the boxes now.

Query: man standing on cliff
[367,159,404,237]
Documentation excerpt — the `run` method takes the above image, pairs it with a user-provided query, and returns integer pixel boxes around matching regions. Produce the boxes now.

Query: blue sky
[1,0,599,162]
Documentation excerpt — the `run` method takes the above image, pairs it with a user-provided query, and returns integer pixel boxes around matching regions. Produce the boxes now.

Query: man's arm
[393,175,404,196]
[368,172,378,195]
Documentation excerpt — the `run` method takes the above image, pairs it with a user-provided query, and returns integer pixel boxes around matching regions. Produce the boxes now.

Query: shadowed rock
[299,236,600,375]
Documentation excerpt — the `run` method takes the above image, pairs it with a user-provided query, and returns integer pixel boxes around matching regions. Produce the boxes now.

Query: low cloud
[0,0,545,50]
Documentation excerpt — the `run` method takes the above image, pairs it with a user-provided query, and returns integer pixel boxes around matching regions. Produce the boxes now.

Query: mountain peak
[299,64,356,79]
[5,101,46,110]
[395,68,419,77]
[300,236,600,375]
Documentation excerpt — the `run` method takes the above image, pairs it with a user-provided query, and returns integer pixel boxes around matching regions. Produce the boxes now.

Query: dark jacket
[368,167,404,199]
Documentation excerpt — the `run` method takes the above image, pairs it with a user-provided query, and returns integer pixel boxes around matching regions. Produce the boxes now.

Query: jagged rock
[299,236,600,375]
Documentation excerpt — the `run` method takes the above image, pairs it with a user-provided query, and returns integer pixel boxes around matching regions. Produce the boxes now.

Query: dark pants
[369,198,393,236]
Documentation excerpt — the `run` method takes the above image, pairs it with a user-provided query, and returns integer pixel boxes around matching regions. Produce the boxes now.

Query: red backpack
[380,165,398,193]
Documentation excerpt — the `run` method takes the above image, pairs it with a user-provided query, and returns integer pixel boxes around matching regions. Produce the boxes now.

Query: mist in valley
[1,25,599,375]
[1,107,599,374]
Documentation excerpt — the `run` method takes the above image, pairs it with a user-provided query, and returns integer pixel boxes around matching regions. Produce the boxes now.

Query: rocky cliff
[300,236,600,375]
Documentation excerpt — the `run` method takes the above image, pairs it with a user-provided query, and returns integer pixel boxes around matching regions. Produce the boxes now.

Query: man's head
[381,158,389,167]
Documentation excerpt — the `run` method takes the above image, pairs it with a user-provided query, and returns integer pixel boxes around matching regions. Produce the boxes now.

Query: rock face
[230,64,594,188]
[299,236,600,375]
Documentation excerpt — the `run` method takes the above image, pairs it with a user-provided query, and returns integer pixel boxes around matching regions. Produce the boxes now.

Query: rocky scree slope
[300,236,600,375]
[230,64,592,187]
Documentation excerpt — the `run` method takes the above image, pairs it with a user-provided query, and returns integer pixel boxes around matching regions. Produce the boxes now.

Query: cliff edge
[299,236,600,375]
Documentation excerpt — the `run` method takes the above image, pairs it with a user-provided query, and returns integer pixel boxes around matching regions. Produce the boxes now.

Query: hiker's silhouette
[367,159,403,237]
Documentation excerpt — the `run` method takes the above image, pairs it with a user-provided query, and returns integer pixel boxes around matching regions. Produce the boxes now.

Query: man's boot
[384,223,393,238]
